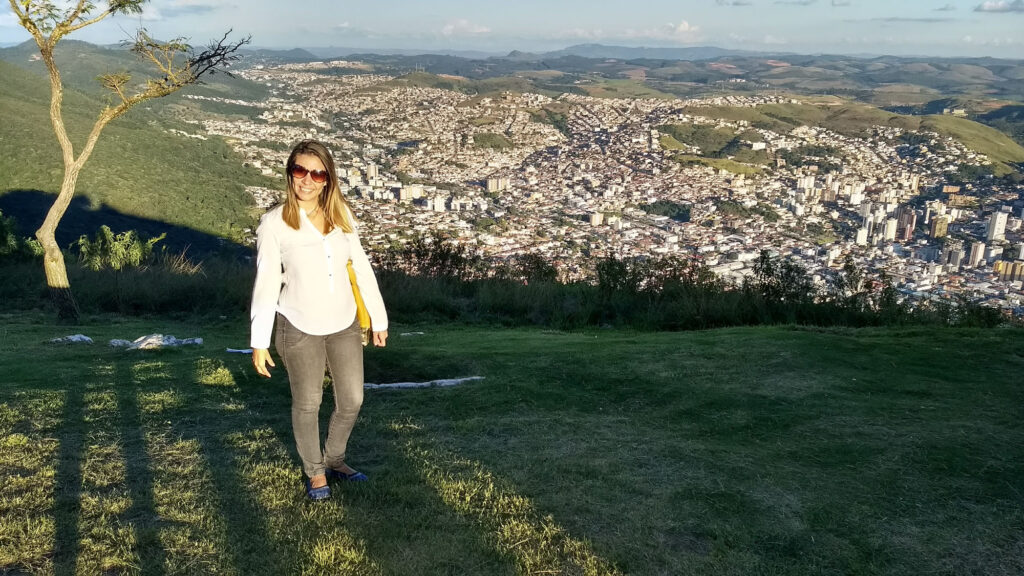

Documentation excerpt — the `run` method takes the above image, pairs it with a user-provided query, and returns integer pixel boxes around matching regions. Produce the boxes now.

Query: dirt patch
[621,68,648,81]
[708,62,743,75]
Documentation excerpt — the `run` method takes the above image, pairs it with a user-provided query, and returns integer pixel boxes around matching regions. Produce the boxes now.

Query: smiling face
[289,153,327,208]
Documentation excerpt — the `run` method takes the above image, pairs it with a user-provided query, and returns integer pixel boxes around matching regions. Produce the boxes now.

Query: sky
[1,0,1023,58]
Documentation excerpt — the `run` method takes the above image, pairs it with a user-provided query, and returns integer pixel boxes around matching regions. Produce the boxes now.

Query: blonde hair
[282,140,354,233]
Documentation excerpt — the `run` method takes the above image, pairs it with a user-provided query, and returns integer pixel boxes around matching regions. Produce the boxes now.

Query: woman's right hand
[252,348,276,378]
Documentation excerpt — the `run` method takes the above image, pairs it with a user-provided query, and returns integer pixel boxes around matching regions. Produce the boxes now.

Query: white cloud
[560,27,604,39]
[440,19,491,37]
[935,3,956,10]
[619,20,701,42]
[0,10,19,27]
[975,0,1024,12]
[763,34,788,44]
[137,6,164,21]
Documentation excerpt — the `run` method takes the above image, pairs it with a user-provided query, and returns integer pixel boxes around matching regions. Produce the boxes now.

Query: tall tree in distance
[8,0,249,321]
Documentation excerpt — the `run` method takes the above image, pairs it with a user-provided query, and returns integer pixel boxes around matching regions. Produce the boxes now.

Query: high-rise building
[942,240,964,269]
[994,260,1024,282]
[985,245,1004,264]
[930,216,949,239]
[987,211,1008,242]
[968,242,986,268]
[884,218,898,242]
[897,206,917,242]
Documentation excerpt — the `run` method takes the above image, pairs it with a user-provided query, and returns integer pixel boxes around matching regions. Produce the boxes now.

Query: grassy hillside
[686,99,1024,174]
[386,71,559,98]
[0,40,270,103]
[1,316,1022,575]
[0,59,267,244]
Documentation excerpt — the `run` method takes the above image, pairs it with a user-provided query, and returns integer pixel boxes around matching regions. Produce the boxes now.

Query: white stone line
[364,376,484,390]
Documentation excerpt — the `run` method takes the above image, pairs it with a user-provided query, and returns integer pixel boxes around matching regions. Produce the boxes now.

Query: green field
[579,78,677,100]
[473,132,514,150]
[685,100,1024,175]
[2,315,1021,575]
[672,155,764,176]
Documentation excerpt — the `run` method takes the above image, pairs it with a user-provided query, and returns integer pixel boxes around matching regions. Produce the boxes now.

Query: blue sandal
[327,467,368,482]
[305,479,331,501]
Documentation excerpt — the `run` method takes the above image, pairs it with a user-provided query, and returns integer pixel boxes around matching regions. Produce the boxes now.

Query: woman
[250,139,388,501]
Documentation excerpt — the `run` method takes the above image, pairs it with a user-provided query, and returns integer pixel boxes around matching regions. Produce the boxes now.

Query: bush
[2,230,1011,330]
[76,225,166,271]
[0,210,43,263]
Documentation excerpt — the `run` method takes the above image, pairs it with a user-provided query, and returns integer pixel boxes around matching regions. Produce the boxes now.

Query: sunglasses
[289,164,329,183]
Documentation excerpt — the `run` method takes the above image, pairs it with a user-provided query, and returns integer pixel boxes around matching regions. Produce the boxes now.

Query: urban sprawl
[181,60,1024,315]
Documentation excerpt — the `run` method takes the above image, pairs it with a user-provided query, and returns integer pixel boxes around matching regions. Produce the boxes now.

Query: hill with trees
[0,48,268,248]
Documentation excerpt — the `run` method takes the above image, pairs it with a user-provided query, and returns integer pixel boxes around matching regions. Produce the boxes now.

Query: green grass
[2,314,1022,575]
[579,78,677,100]
[469,116,500,127]
[685,100,1024,174]
[672,155,764,175]
[473,132,514,150]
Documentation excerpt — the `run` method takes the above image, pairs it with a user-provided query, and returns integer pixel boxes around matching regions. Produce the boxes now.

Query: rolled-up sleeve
[250,216,283,349]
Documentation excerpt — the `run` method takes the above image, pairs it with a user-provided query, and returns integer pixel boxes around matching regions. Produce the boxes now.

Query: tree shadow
[128,353,288,575]
[53,383,84,576]
[112,360,168,576]
[0,189,250,259]
[324,406,624,576]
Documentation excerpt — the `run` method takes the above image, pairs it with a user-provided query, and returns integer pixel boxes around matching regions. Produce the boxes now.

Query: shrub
[0,210,43,263]
[76,226,166,271]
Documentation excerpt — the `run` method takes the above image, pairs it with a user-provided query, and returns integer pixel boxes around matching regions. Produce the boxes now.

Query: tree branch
[188,30,251,81]
[61,0,92,29]
[8,0,44,40]
[62,8,115,36]
[127,29,250,99]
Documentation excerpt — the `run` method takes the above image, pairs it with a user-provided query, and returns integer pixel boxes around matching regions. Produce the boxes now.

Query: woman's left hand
[373,330,388,347]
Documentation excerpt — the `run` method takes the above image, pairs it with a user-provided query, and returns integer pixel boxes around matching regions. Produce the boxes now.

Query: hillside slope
[0,58,266,246]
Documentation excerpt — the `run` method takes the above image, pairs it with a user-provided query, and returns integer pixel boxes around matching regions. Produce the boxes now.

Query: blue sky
[2,0,1023,58]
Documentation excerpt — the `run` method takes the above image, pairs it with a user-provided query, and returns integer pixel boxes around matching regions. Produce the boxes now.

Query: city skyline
[1,0,1023,59]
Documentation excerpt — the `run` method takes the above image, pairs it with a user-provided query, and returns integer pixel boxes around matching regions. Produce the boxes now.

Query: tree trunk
[43,250,80,323]
[37,170,83,323]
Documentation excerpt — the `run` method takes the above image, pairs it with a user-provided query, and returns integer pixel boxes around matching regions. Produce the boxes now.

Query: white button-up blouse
[249,204,388,349]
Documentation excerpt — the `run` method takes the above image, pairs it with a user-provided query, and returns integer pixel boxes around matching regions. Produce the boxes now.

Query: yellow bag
[346,260,372,346]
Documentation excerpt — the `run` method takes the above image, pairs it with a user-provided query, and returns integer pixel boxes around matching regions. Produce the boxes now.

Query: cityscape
[182,59,1023,314]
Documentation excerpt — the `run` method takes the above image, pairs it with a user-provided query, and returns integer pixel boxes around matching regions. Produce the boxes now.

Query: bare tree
[8,0,249,321]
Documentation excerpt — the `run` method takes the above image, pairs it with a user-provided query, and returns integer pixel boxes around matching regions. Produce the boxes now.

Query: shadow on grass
[113,360,168,576]
[33,344,623,575]
[53,384,83,576]
[388,416,623,575]
[0,189,249,259]
[138,354,290,574]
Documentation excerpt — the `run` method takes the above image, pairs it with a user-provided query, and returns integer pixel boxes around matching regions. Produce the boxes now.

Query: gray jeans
[275,313,364,479]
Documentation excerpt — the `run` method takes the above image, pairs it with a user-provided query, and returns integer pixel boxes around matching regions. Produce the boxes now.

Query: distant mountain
[542,44,765,61]
[0,39,270,103]
[241,47,319,63]
[302,46,502,60]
